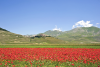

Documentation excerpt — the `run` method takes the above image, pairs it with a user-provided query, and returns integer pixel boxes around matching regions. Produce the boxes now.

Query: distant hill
[44,26,100,44]
[0,27,30,44]
[44,30,66,37]
[1,26,100,45]
[30,34,66,44]
[0,27,66,45]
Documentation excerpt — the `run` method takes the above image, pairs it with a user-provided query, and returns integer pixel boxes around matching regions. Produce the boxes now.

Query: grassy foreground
[0,45,100,48]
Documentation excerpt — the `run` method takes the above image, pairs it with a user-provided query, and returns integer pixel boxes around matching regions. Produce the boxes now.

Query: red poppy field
[0,48,100,67]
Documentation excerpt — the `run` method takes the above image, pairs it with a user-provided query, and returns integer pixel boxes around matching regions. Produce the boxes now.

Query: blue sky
[0,0,100,35]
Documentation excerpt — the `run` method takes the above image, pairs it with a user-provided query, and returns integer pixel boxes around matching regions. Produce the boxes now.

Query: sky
[0,0,100,35]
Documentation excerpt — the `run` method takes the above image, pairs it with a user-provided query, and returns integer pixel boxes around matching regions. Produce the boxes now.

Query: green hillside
[1,27,100,45]
[30,35,66,44]
[44,30,65,37]
[44,27,100,44]
[57,27,100,44]
[0,27,30,44]
[0,27,66,45]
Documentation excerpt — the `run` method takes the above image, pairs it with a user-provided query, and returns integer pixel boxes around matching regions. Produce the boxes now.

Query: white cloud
[52,25,61,31]
[96,23,99,24]
[72,20,93,29]
[96,23,100,27]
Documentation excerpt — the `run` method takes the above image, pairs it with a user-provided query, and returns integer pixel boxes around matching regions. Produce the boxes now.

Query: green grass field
[0,45,100,48]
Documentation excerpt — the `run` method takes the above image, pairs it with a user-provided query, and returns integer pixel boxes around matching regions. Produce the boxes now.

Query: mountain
[0,27,66,45]
[44,27,100,44]
[44,30,66,37]
[0,27,30,44]
[1,26,100,45]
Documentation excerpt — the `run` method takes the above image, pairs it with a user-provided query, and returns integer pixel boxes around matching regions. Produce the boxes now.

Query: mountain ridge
[44,26,100,44]
[0,26,100,45]
[0,27,66,45]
